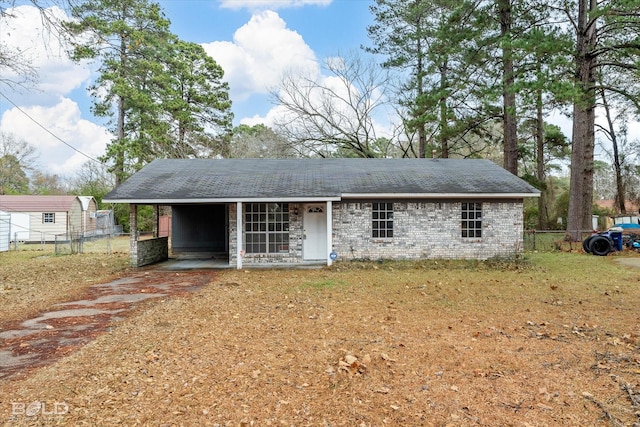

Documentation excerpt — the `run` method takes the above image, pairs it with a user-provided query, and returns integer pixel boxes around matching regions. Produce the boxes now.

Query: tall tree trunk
[115,95,125,186]
[600,89,626,214]
[114,10,128,187]
[535,76,548,229]
[416,35,426,158]
[439,62,449,158]
[567,0,597,240]
[499,0,518,175]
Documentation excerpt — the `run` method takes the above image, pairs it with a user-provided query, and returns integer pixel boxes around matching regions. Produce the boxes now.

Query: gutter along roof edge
[103,192,539,204]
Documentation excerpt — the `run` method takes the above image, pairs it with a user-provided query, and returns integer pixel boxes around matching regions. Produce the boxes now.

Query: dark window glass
[245,203,290,254]
[372,203,393,239]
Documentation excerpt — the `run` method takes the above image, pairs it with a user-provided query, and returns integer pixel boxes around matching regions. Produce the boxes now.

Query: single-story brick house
[103,158,540,268]
[0,195,98,243]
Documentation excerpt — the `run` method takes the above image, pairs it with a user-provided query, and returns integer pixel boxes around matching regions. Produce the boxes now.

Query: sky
[0,0,375,177]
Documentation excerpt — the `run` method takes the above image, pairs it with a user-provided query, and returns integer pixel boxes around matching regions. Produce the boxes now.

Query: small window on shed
[43,213,55,224]
[461,202,482,238]
[372,202,393,238]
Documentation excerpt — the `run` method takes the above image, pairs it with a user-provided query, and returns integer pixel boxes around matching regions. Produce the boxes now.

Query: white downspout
[326,201,332,266]
[236,202,243,270]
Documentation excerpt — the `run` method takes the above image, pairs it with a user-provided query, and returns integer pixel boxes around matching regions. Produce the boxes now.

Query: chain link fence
[10,227,600,255]
[53,226,127,255]
[523,230,594,252]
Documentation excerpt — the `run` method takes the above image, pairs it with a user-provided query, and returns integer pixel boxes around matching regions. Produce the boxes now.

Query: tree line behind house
[0,0,639,237]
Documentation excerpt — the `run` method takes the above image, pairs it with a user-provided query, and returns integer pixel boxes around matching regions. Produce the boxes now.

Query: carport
[126,203,230,268]
[170,204,228,258]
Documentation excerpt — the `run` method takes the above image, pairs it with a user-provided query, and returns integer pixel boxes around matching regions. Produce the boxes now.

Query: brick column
[153,205,159,238]
[236,201,243,269]
[129,204,138,267]
[326,200,333,266]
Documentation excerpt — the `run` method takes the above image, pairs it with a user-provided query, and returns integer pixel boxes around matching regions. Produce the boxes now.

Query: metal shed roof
[103,158,540,204]
[0,195,82,212]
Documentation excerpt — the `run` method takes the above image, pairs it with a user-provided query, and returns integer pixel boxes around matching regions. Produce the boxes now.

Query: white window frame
[245,203,290,254]
[43,212,55,224]
[461,202,482,238]
[372,202,394,238]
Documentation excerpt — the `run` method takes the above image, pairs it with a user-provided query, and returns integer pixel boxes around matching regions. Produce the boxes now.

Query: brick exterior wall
[131,237,169,267]
[228,200,524,267]
[332,200,524,261]
[229,204,306,266]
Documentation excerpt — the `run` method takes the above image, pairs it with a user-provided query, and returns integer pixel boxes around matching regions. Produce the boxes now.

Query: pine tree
[65,0,233,184]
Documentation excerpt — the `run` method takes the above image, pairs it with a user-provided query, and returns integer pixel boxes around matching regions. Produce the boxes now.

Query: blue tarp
[615,223,640,229]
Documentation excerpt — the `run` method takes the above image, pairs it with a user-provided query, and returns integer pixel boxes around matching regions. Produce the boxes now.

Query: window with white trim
[43,212,55,224]
[372,202,393,238]
[245,203,289,254]
[461,202,482,238]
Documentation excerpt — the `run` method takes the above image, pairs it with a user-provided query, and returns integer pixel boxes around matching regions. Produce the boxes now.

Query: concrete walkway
[615,257,640,269]
[157,258,231,270]
[2,255,635,381]
[0,270,216,380]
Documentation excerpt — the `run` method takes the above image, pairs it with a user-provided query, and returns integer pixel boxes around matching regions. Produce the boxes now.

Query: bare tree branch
[271,50,403,158]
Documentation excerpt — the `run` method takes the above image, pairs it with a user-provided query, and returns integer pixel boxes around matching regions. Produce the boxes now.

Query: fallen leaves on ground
[0,252,639,426]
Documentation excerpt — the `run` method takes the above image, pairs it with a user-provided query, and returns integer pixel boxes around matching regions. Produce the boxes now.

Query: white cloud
[0,5,106,176]
[202,10,319,101]
[0,5,91,96]
[218,0,332,11]
[240,105,288,127]
[0,98,111,176]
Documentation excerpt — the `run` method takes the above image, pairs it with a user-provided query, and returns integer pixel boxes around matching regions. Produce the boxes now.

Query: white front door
[303,204,327,260]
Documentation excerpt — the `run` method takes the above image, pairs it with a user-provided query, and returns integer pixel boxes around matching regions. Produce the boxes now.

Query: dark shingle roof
[103,158,540,203]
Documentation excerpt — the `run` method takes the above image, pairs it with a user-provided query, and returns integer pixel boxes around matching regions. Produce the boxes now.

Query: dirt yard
[0,251,639,426]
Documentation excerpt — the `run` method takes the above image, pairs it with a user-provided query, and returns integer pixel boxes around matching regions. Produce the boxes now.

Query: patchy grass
[10,235,132,255]
[0,251,639,426]
[0,249,131,323]
[81,235,132,254]
[303,278,348,289]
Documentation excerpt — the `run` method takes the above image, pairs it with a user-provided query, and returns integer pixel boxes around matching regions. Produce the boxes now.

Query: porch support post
[129,204,138,267]
[152,205,159,238]
[236,201,243,270]
[326,201,333,266]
